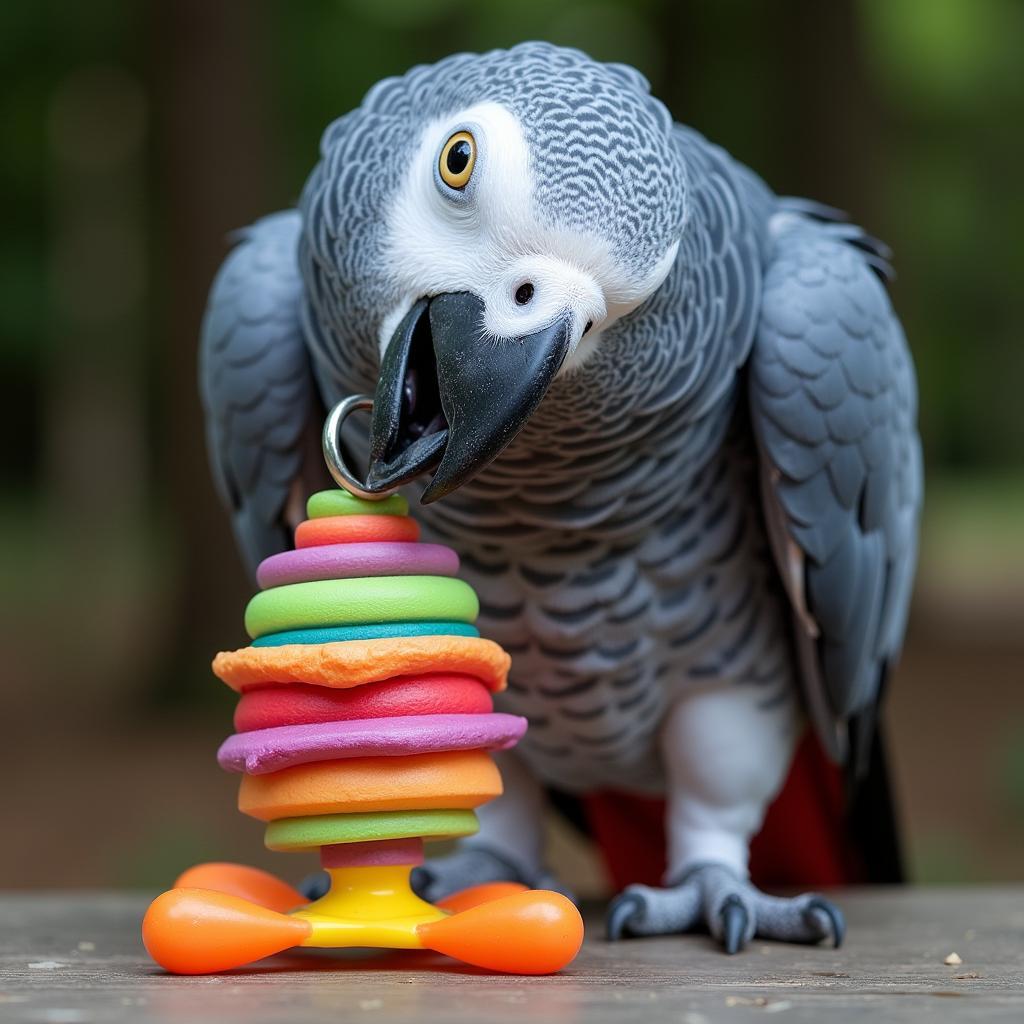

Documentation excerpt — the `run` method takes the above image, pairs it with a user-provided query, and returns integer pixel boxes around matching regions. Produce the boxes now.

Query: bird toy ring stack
[141,397,584,975]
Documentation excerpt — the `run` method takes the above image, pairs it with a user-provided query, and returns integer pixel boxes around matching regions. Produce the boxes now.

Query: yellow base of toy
[295,866,445,948]
[143,860,584,975]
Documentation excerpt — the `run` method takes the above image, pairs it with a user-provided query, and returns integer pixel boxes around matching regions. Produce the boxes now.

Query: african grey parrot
[200,42,921,953]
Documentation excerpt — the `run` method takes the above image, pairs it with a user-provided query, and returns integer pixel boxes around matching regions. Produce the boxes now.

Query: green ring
[265,809,479,851]
[244,576,479,639]
[307,489,409,520]
[252,621,479,647]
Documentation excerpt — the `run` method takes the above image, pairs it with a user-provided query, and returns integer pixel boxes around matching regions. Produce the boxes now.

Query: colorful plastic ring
[213,636,510,693]
[295,515,419,548]
[265,809,479,852]
[233,675,494,733]
[256,542,459,590]
[238,750,502,821]
[251,621,479,648]
[306,490,409,520]
[244,576,478,639]
[219,712,527,774]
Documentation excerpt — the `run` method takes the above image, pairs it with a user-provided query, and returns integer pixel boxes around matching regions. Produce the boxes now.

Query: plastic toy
[142,446,584,975]
[198,42,921,954]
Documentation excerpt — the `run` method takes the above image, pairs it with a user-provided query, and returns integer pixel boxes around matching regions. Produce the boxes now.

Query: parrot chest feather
[419,402,796,794]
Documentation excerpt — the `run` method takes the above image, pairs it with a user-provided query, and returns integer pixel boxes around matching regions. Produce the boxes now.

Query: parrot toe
[604,880,702,939]
[719,895,749,955]
[605,891,644,941]
[298,870,330,902]
[412,845,575,904]
[803,896,846,949]
[603,864,845,953]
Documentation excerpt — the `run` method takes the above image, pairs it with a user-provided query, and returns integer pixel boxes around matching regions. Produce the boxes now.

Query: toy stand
[142,400,583,974]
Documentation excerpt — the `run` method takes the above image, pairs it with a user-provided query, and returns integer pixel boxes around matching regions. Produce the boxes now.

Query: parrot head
[301,43,686,501]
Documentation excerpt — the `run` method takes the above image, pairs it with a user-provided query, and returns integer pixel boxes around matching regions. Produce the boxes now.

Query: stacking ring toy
[143,473,583,977]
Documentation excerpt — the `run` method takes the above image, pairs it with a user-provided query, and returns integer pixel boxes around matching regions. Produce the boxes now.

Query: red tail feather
[582,731,861,891]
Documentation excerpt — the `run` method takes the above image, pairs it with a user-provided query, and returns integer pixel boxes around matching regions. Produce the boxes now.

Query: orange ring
[237,749,502,822]
[213,636,510,693]
[295,515,419,548]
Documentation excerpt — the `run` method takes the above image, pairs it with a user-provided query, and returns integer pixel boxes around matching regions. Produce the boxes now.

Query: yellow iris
[439,131,476,189]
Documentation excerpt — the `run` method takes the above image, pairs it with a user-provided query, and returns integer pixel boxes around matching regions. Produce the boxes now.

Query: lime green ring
[265,808,479,851]
[244,575,479,639]
[307,489,409,519]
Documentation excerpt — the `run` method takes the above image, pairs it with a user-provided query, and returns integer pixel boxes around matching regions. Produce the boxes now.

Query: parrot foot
[413,845,575,904]
[300,846,574,906]
[298,870,330,902]
[605,863,844,954]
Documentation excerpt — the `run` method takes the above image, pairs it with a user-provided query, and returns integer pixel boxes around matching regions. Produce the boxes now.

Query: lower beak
[366,292,573,503]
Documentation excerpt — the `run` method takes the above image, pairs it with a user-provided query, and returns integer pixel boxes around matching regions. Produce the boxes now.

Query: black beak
[366,292,573,503]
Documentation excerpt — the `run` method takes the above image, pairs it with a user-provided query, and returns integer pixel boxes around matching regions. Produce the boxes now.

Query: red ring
[233,673,494,732]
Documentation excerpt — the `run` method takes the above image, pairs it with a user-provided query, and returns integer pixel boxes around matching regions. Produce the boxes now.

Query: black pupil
[446,140,472,176]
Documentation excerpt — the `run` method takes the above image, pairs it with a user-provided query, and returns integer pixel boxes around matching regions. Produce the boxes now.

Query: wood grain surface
[1,888,1022,1022]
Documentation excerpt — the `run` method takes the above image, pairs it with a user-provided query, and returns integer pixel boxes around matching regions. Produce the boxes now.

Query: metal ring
[321,395,396,501]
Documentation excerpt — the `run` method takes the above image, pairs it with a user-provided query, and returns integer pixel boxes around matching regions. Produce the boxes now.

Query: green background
[1,0,1022,891]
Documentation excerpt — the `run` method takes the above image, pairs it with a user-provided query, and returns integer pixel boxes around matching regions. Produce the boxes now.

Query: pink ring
[320,838,424,868]
[256,541,460,589]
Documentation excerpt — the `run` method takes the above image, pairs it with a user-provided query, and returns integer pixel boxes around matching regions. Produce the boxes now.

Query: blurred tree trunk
[771,0,877,218]
[658,0,879,221]
[148,0,281,701]
[37,58,153,721]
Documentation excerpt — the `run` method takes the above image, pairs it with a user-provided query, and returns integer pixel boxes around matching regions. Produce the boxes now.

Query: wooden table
[2,889,1022,1022]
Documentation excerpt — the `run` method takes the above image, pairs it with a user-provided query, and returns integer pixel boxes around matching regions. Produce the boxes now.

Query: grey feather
[200,41,921,796]
[749,219,922,762]
[199,211,318,577]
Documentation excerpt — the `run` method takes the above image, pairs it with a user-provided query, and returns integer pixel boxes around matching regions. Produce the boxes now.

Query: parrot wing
[199,211,321,578]
[747,211,923,766]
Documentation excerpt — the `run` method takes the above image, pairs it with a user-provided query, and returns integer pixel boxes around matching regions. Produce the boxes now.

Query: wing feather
[749,216,922,764]
[199,211,319,577]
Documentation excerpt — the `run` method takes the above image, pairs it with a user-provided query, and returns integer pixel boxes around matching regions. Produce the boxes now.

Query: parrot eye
[438,131,476,190]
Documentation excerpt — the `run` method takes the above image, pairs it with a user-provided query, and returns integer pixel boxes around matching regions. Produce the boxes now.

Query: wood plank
[1,889,1022,1022]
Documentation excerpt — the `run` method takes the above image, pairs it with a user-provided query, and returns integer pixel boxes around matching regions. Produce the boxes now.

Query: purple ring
[256,541,460,590]
[217,712,528,775]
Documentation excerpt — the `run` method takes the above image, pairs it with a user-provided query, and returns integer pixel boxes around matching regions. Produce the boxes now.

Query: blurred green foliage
[1,0,1022,887]
[2,0,1023,485]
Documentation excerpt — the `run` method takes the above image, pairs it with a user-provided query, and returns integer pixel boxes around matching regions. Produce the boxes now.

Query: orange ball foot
[143,888,311,974]
[173,862,307,913]
[418,890,584,974]
[435,881,529,914]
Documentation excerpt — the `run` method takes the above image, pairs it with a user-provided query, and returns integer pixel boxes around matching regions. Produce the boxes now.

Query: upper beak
[366,292,573,503]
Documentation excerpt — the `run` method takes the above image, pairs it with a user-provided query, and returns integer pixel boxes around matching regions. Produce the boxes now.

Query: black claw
[606,893,644,941]
[805,897,846,948]
[410,865,434,900]
[298,870,330,902]
[720,895,749,955]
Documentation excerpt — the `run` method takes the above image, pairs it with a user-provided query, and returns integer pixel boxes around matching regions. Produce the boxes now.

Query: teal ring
[252,621,480,647]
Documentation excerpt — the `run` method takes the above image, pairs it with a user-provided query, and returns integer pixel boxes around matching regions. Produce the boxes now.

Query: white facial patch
[381,101,678,373]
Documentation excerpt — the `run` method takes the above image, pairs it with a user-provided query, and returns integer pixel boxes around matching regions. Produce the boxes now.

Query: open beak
[365,292,573,503]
